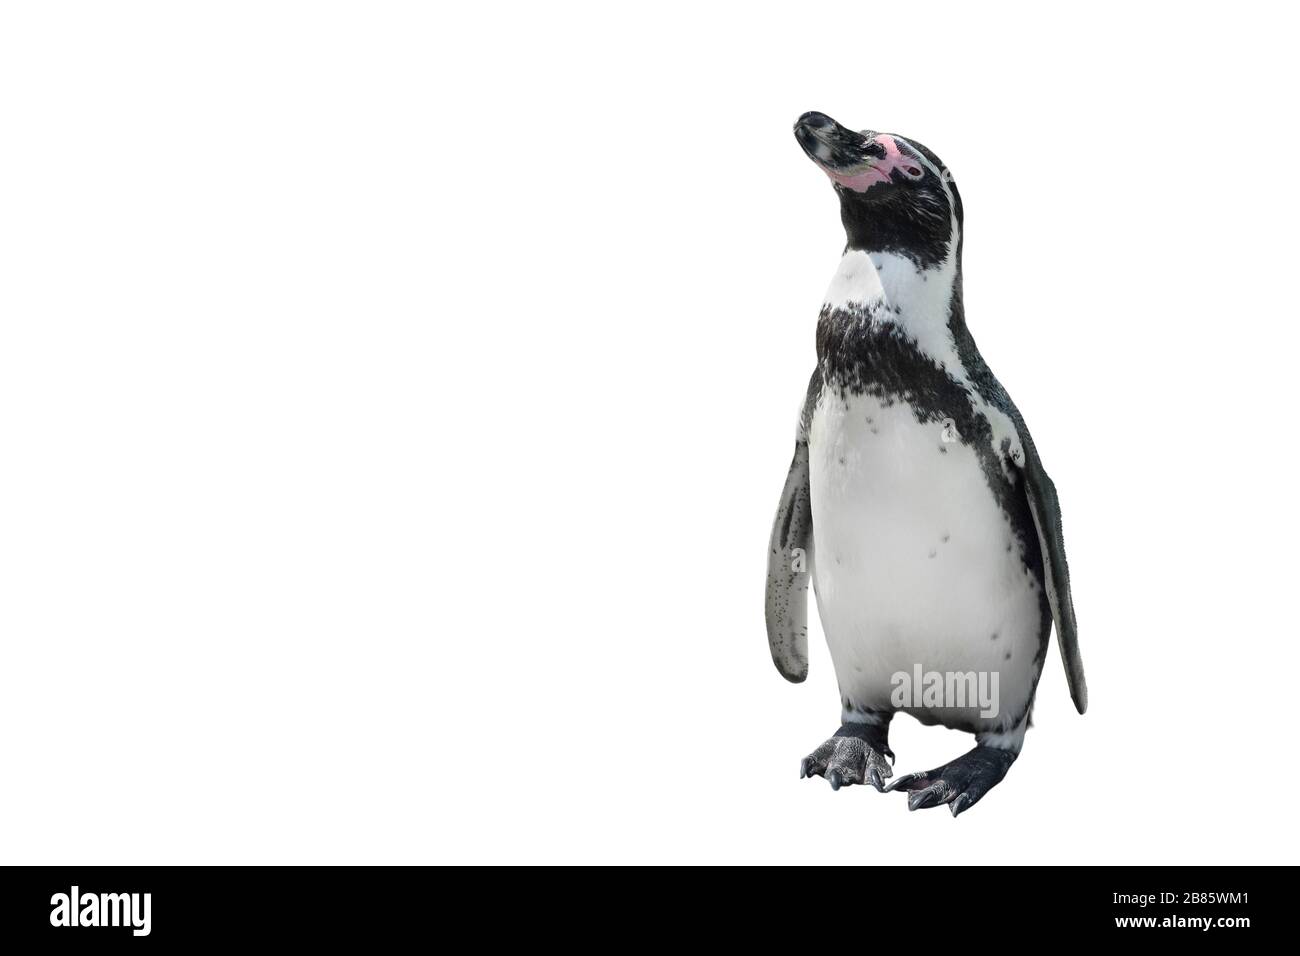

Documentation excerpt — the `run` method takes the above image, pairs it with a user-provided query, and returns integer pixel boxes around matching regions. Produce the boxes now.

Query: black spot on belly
[990,632,999,641]
[941,533,950,543]
[1004,650,1012,661]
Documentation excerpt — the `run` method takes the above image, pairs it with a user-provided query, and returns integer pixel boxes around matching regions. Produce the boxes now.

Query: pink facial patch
[824,134,923,192]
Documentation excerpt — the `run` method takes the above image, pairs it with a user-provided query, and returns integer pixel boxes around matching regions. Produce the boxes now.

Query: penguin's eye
[902,165,923,179]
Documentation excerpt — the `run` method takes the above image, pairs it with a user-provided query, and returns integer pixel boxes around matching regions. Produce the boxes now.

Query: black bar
[0,865,1281,944]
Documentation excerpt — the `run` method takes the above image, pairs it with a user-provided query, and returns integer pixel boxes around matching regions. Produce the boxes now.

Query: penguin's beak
[794,111,883,173]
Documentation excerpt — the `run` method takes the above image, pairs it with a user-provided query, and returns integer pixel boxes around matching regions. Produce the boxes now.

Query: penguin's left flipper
[1014,424,1088,715]
[885,746,1016,817]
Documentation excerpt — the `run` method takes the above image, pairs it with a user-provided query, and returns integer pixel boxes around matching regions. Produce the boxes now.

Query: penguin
[765,111,1086,816]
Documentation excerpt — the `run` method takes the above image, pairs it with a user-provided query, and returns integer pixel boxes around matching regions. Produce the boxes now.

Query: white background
[2,2,1297,864]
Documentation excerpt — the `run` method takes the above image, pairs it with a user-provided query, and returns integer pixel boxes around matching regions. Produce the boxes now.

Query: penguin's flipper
[765,439,813,682]
[1017,437,1087,714]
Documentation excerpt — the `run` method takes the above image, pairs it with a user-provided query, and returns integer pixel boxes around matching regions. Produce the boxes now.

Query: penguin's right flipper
[765,369,822,683]
[1016,431,1088,714]
[765,439,812,682]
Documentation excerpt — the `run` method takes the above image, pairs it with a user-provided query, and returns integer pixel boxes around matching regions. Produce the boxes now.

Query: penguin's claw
[799,734,892,791]
[906,784,952,812]
[887,746,1016,817]
[883,772,919,793]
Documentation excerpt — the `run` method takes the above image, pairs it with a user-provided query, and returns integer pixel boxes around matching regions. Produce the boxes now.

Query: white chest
[807,389,1042,726]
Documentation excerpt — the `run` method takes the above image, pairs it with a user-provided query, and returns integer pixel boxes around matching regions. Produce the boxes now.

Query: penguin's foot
[885,745,1016,817]
[800,722,893,791]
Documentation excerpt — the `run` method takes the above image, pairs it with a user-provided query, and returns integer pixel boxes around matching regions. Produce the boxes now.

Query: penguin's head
[794,111,961,268]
